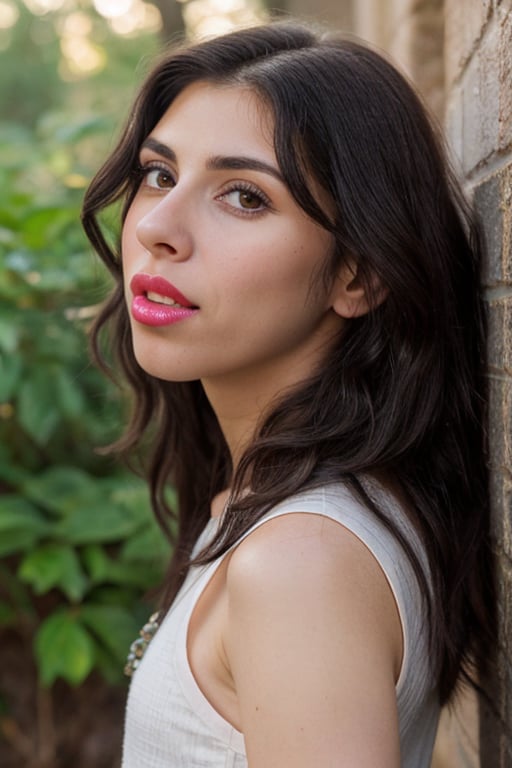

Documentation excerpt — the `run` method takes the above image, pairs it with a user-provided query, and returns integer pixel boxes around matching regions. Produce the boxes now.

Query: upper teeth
[146,291,183,307]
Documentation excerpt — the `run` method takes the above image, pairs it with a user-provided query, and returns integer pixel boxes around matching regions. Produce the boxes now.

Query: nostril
[142,242,180,259]
[133,208,194,261]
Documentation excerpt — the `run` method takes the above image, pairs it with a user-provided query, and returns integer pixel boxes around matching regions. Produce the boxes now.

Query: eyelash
[133,163,273,217]
[135,162,175,189]
[217,181,272,217]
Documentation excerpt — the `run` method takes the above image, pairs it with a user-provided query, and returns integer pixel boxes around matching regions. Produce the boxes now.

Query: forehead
[147,81,276,160]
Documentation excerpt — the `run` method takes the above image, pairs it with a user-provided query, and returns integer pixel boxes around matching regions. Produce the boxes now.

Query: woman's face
[122,81,344,395]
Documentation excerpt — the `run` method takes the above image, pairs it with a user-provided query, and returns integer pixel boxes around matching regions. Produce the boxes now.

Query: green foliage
[35,610,96,687]
[0,2,162,127]
[0,110,171,691]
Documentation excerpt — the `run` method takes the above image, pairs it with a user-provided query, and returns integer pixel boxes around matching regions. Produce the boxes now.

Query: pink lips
[130,273,198,327]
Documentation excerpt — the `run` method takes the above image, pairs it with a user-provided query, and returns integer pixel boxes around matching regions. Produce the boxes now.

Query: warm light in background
[0,0,18,50]
[23,0,65,13]
[93,0,134,19]
[109,2,161,37]
[0,0,19,29]
[58,10,106,80]
[2,0,266,78]
[184,0,263,38]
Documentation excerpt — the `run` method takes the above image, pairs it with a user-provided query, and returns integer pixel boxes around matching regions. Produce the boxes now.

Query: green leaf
[21,206,76,251]
[0,528,41,557]
[0,317,19,353]
[54,368,84,419]
[0,456,28,488]
[81,545,109,583]
[80,603,140,665]
[0,496,49,556]
[21,466,100,515]
[18,543,88,602]
[0,495,46,532]
[17,372,60,445]
[35,611,95,687]
[82,543,164,590]
[120,523,171,564]
[0,353,23,400]
[54,501,141,545]
[25,471,152,542]
[86,585,137,610]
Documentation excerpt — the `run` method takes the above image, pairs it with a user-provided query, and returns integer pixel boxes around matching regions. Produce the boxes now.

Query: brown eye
[218,183,270,214]
[239,190,263,209]
[143,167,175,189]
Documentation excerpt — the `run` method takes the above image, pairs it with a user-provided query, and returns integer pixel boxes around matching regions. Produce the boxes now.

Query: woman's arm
[224,512,403,767]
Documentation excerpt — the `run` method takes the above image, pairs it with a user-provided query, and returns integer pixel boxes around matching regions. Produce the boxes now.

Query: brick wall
[444,0,512,764]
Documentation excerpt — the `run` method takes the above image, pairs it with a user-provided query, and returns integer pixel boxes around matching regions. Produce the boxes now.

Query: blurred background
[1,0,510,766]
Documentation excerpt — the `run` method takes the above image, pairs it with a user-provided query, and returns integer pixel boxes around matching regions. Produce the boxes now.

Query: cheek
[223,256,326,332]
[120,208,147,285]
[121,211,137,261]
[246,242,325,304]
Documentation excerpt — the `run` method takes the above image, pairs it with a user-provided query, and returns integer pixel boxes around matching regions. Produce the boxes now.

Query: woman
[82,21,495,767]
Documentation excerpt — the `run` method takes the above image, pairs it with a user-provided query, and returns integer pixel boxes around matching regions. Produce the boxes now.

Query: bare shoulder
[227,512,399,628]
[224,511,403,766]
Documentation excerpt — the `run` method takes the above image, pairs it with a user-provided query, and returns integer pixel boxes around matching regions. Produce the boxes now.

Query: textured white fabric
[122,480,440,767]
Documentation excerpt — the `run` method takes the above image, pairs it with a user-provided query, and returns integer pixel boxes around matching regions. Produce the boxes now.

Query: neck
[202,378,272,469]
[201,327,341,469]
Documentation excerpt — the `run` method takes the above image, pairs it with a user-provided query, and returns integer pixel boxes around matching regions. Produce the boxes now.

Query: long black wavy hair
[81,22,495,705]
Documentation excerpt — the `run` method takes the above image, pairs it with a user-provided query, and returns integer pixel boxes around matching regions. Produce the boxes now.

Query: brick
[497,557,512,762]
[461,20,501,172]
[445,83,464,168]
[498,7,512,150]
[494,551,509,641]
[473,164,512,285]
[485,558,512,764]
[444,0,492,87]
[488,375,512,477]
[474,173,502,285]
[487,377,512,561]
[487,293,512,375]
[489,465,512,554]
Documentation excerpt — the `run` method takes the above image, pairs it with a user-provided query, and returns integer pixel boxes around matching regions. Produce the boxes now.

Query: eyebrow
[206,155,283,182]
[141,138,175,161]
[141,137,284,183]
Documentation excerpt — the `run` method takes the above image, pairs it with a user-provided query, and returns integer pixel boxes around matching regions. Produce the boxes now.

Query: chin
[128,329,195,382]
[130,348,186,383]
[135,360,196,383]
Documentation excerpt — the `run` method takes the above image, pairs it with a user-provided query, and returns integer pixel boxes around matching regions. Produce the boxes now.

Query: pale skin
[122,80,403,766]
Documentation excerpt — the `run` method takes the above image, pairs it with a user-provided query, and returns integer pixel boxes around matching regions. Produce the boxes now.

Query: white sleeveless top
[122,481,440,767]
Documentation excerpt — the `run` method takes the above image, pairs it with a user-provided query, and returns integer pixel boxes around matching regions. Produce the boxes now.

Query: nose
[134,189,194,262]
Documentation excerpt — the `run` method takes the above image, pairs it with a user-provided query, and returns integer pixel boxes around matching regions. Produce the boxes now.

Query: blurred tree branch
[153,0,186,43]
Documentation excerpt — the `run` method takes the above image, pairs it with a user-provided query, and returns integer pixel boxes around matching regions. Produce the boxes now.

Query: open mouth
[146,290,193,308]
[130,273,199,325]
